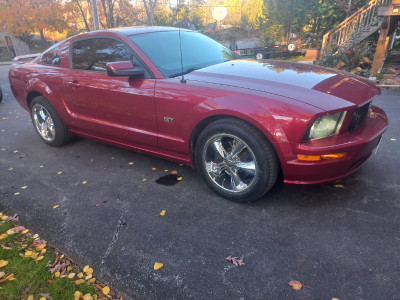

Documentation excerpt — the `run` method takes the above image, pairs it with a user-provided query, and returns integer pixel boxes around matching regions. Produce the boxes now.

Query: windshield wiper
[169,67,200,78]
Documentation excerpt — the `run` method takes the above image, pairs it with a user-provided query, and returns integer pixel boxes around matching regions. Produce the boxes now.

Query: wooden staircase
[322,0,393,51]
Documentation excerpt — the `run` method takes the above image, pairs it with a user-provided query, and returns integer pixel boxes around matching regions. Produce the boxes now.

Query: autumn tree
[0,0,68,45]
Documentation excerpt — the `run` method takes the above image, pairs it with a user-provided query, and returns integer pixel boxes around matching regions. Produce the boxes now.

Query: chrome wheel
[32,104,56,142]
[255,52,263,60]
[203,134,257,193]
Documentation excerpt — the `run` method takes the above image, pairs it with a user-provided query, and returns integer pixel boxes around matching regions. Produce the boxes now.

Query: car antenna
[178,0,186,84]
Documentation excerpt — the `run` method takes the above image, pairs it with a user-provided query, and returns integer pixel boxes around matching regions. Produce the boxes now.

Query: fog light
[297,153,346,161]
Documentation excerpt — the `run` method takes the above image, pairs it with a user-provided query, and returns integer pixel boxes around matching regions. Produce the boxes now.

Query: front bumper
[282,105,388,184]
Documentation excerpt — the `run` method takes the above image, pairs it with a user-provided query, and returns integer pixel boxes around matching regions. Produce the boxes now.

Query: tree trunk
[39,29,46,47]
[75,0,91,32]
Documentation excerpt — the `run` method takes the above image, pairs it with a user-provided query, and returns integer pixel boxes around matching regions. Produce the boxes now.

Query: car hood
[186,60,380,111]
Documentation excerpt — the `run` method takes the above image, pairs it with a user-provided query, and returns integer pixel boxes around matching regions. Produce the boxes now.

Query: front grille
[348,102,371,132]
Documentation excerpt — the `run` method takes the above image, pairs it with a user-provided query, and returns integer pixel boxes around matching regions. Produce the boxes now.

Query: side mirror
[106,61,145,78]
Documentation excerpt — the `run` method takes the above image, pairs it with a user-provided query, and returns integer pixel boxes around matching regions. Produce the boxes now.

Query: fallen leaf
[8,168,13,171]
[170,170,178,174]
[75,279,85,285]
[21,186,28,189]
[288,280,312,290]
[82,181,88,184]
[85,274,93,280]
[54,271,60,278]
[22,229,29,234]
[152,168,156,170]
[334,184,345,188]
[83,294,93,300]
[68,273,76,279]
[14,192,20,196]
[0,233,7,240]
[128,162,134,165]
[177,177,182,181]
[160,210,166,216]
[102,286,110,295]
[154,262,163,270]
[18,154,28,159]
[27,295,34,300]
[53,205,60,209]
[37,256,44,261]
[33,234,39,239]
[8,226,25,234]
[390,138,396,141]
[57,171,62,175]
[40,165,44,168]
[89,278,96,283]
[5,214,18,221]
[36,244,46,251]
[0,272,4,278]
[86,267,93,275]
[77,272,83,278]
[142,179,147,182]
[225,256,245,266]
[49,263,68,273]
[74,291,82,300]
[0,260,8,268]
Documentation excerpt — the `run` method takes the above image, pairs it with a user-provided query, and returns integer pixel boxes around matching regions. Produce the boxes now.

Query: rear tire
[0,86,3,103]
[195,118,279,202]
[30,96,73,146]
[254,51,264,60]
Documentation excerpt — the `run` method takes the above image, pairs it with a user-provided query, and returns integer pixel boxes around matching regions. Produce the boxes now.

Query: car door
[62,37,157,148]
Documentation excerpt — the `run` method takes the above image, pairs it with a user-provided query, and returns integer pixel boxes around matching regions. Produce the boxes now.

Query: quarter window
[41,49,61,66]
[71,38,135,72]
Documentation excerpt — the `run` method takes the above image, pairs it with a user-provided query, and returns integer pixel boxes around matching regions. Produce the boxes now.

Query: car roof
[108,26,192,36]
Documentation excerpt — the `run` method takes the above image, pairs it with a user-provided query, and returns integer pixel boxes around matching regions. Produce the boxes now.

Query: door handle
[66,80,81,89]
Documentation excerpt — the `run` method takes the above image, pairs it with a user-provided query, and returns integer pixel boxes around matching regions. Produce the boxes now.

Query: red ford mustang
[8,27,388,202]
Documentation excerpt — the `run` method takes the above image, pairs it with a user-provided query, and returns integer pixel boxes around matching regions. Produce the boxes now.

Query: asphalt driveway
[1,65,400,299]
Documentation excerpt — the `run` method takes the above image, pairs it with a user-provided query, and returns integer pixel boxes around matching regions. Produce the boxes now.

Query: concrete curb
[378,85,400,88]
[0,61,13,65]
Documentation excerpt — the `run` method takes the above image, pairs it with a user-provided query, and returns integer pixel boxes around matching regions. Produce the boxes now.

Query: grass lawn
[0,213,121,300]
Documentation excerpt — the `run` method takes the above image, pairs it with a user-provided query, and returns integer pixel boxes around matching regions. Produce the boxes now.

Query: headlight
[304,111,346,141]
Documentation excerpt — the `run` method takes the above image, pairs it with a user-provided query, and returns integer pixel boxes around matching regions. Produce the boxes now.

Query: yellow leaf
[82,181,88,184]
[142,179,147,182]
[154,262,163,270]
[21,186,28,189]
[40,165,44,168]
[390,138,396,141]
[152,168,156,170]
[30,252,39,259]
[89,278,96,283]
[75,279,85,285]
[57,171,62,174]
[164,169,168,172]
[1,215,7,220]
[83,265,89,273]
[0,233,8,240]
[74,291,82,300]
[334,184,345,188]
[160,210,166,216]
[177,177,182,181]
[41,249,47,254]
[53,205,60,209]
[24,251,32,257]
[85,274,93,280]
[14,192,20,196]
[54,271,60,278]
[93,295,97,300]
[102,286,110,295]
[170,170,178,174]
[0,260,8,268]
[37,256,44,261]
[5,274,15,281]
[0,271,5,278]
[83,294,93,300]
[77,272,83,278]
[27,295,34,300]
[8,168,13,171]
[40,297,46,300]
[68,273,76,279]
[36,244,46,251]
[128,162,134,165]
[67,265,71,271]
[86,267,93,275]
[22,229,29,234]
[33,234,39,239]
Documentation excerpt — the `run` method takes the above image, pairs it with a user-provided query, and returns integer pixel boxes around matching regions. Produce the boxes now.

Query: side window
[41,49,61,66]
[71,38,135,72]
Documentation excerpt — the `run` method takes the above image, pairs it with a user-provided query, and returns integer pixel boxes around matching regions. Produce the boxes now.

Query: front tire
[195,118,279,202]
[30,96,72,146]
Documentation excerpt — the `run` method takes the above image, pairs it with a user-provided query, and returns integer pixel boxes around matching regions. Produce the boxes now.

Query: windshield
[129,30,239,78]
